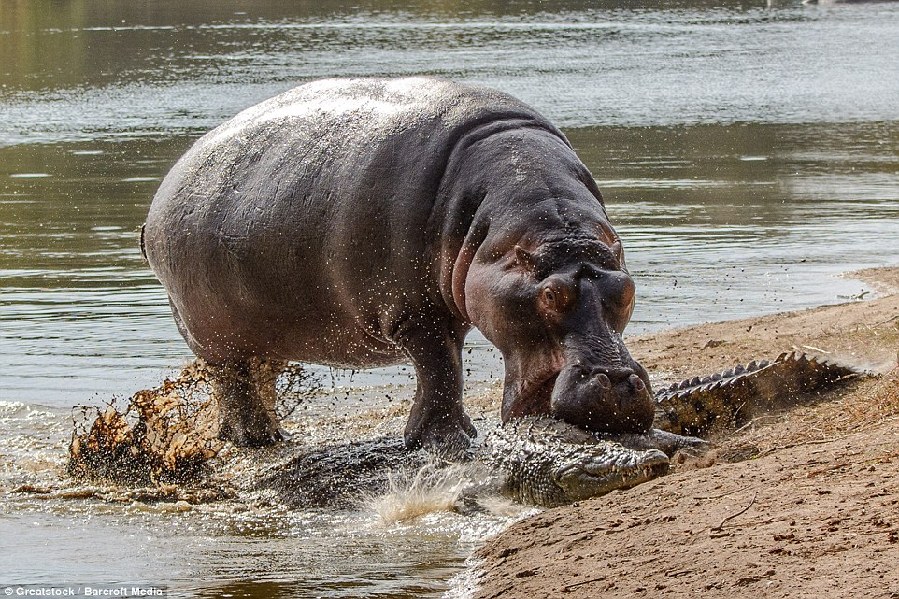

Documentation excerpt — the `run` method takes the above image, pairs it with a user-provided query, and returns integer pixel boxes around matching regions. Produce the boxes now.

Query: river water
[1,0,897,596]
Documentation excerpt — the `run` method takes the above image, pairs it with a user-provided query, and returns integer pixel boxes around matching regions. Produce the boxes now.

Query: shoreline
[467,266,899,598]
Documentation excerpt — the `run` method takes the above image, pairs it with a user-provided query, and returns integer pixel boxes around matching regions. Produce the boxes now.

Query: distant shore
[470,266,899,598]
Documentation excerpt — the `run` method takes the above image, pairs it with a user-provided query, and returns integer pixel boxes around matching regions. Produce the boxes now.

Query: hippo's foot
[219,413,283,447]
[404,409,477,461]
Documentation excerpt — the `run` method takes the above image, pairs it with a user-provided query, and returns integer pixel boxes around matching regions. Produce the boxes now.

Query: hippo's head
[460,225,654,435]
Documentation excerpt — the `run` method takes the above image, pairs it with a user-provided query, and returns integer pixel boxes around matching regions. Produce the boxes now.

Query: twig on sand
[562,575,608,591]
[752,435,853,459]
[733,415,780,435]
[872,314,899,327]
[711,492,757,532]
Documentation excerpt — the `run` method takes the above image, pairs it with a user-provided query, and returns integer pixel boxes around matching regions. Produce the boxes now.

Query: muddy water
[2,0,898,596]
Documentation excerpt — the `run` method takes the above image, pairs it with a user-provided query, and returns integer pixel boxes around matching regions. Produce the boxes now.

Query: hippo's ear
[514,245,536,273]
[610,239,625,268]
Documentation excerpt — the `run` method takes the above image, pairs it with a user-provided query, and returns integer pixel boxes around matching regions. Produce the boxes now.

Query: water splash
[368,462,483,524]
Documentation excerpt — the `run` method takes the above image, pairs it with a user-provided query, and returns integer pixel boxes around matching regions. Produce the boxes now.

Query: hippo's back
[143,78,559,364]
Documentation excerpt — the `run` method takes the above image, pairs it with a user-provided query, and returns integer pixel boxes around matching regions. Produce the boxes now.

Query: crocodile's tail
[654,351,869,437]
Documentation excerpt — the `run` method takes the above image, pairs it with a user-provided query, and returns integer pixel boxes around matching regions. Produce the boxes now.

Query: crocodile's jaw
[552,446,669,506]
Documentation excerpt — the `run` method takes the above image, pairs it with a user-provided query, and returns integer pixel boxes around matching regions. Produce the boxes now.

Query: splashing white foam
[368,461,486,525]
[0,401,27,416]
[443,556,485,599]
[471,494,533,519]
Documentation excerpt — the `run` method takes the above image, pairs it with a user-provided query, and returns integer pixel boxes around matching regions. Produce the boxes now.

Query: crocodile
[256,417,704,509]
[479,417,701,507]
[484,351,866,505]
[254,416,708,508]
[257,351,866,508]
[69,352,867,508]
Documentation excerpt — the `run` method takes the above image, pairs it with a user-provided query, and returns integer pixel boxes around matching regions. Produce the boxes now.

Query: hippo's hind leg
[166,299,285,446]
[397,319,477,458]
[210,358,287,447]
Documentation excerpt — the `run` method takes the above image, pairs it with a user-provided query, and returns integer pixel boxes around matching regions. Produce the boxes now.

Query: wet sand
[471,267,899,598]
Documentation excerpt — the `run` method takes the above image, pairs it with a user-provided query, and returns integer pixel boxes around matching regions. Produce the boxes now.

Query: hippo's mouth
[505,368,563,420]
[530,370,562,409]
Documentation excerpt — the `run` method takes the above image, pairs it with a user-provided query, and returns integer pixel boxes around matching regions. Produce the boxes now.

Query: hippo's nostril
[629,373,646,392]
[593,373,611,390]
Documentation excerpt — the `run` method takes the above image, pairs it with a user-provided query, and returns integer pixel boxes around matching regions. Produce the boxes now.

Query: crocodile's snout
[484,417,689,507]
[555,446,669,504]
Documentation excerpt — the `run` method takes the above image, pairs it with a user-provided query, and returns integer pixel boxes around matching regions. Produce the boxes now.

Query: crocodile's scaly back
[655,351,868,437]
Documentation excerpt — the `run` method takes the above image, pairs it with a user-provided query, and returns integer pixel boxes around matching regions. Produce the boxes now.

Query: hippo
[142,77,654,454]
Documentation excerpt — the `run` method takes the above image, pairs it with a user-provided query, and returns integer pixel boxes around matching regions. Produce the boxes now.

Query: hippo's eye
[538,279,573,315]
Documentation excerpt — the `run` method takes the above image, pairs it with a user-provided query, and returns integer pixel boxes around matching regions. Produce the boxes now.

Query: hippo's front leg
[396,319,477,458]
